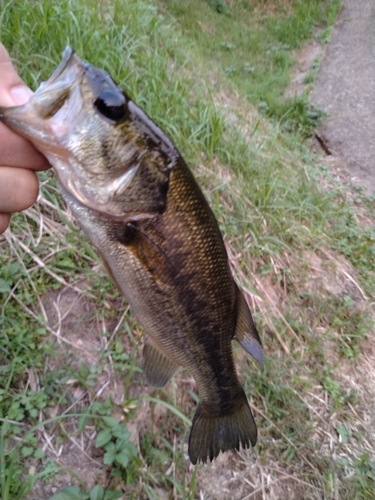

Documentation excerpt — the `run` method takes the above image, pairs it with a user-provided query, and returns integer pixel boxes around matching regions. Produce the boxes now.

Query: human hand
[0,43,50,235]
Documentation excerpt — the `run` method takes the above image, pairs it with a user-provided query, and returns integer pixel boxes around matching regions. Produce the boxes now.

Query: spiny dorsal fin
[143,337,180,388]
[234,284,264,364]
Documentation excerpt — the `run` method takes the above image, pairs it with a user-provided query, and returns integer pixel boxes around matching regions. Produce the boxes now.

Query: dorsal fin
[234,284,264,364]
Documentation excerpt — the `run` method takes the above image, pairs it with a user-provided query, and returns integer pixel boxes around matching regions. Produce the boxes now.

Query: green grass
[1,0,375,498]
[159,0,340,133]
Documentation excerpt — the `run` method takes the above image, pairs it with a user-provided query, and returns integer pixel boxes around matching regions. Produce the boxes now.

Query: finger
[0,44,51,171]
[0,213,11,235]
[0,123,51,170]
[0,43,32,106]
[0,167,39,212]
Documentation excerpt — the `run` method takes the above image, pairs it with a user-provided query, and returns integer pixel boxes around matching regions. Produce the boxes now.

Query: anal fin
[143,337,180,388]
[234,284,264,364]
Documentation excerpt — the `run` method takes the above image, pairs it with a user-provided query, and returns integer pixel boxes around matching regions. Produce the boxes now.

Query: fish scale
[0,46,264,464]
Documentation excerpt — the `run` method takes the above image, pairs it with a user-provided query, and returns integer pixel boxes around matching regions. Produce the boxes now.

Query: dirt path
[311,0,375,194]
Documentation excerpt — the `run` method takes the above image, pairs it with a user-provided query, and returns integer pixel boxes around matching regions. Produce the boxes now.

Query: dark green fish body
[0,47,264,463]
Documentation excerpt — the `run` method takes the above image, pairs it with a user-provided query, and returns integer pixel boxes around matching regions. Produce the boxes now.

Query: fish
[0,47,264,464]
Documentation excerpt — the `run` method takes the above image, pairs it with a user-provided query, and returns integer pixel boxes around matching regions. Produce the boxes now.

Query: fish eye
[94,89,127,123]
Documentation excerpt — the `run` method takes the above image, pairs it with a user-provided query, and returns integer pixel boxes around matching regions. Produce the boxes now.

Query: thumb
[0,43,32,106]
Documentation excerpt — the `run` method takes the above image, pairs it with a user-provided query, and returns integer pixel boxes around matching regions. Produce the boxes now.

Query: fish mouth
[39,46,78,90]
[35,47,119,109]
[0,46,84,140]
[49,46,77,81]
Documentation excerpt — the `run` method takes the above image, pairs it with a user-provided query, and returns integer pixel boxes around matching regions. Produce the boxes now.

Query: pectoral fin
[234,285,264,364]
[97,250,123,291]
[143,337,180,388]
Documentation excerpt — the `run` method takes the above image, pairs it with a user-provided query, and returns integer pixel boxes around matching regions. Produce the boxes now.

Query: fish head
[0,47,177,219]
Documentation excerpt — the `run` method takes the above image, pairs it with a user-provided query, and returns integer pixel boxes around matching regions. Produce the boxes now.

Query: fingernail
[10,85,33,105]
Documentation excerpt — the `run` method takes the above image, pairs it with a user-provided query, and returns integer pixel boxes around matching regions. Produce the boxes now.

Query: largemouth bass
[0,47,264,464]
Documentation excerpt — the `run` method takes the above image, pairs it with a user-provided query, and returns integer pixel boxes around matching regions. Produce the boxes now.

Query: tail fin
[188,391,257,464]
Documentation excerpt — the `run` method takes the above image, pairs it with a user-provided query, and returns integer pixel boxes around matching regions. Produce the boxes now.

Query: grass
[159,0,340,132]
[1,0,375,498]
